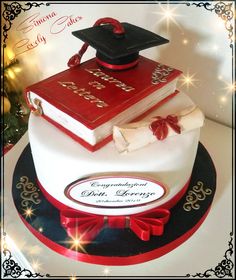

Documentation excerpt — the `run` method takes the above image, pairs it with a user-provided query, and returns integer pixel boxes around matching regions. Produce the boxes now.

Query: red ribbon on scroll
[60,208,170,242]
[150,115,181,140]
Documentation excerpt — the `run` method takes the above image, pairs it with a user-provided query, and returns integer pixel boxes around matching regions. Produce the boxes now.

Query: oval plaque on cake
[65,176,166,208]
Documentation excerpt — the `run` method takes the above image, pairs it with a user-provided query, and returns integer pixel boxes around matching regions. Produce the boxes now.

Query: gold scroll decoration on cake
[152,63,174,84]
[183,181,212,212]
[16,176,41,207]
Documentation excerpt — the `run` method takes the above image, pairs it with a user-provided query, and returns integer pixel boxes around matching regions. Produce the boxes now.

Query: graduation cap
[68,17,169,70]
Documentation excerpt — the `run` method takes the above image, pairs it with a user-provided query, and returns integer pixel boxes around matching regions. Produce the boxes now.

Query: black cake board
[12,142,216,265]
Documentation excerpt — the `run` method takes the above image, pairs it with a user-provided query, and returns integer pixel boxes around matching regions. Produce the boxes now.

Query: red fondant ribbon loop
[60,208,170,242]
[130,208,170,241]
[94,17,125,35]
[60,209,104,242]
[150,115,181,140]
[68,18,125,68]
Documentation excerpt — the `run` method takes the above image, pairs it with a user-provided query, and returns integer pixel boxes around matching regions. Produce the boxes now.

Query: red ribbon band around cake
[60,208,170,242]
[150,115,181,140]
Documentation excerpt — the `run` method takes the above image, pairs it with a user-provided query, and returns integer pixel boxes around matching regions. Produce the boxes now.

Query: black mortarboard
[71,18,169,69]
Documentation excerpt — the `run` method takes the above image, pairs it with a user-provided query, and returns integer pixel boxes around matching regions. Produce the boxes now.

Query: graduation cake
[22,18,210,262]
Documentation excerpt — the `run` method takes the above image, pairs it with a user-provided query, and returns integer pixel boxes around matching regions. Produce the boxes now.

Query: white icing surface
[29,92,200,215]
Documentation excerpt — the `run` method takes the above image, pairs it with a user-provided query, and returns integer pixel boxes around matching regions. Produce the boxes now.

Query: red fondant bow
[150,115,181,140]
[60,208,170,242]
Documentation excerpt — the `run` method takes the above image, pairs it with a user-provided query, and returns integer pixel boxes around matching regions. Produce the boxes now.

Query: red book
[25,56,182,151]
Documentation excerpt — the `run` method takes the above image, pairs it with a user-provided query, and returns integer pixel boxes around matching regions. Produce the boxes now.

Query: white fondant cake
[29,92,200,215]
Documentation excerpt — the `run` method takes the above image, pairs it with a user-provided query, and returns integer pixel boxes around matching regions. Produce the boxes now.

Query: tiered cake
[25,18,205,243]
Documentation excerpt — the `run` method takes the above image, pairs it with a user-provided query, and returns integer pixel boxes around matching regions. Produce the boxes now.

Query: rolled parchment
[113,106,205,153]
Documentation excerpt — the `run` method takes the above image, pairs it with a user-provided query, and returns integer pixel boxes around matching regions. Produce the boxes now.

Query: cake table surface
[2,118,234,278]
